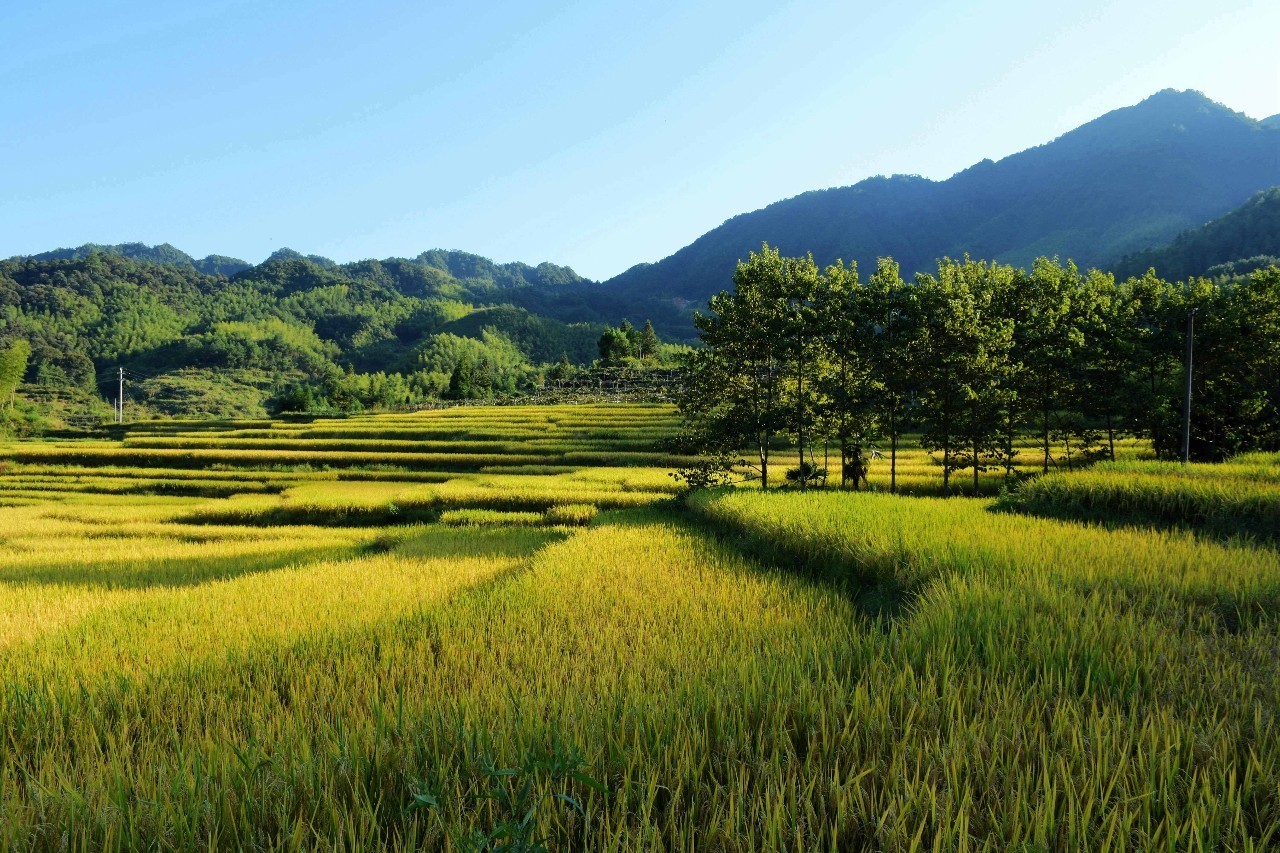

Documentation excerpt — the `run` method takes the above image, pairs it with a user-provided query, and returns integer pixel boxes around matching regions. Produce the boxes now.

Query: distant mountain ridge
[27,242,252,278]
[602,89,1280,315]
[17,243,595,292]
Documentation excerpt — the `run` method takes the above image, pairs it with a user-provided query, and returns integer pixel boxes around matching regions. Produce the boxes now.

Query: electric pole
[1181,308,1196,464]
[118,367,124,425]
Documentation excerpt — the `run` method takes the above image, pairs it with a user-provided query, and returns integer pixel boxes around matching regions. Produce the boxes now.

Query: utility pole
[118,367,124,425]
[1181,308,1197,464]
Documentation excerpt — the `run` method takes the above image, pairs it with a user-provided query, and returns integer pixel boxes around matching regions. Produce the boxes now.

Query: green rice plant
[1001,452,1280,540]
[541,503,598,526]
[440,508,545,526]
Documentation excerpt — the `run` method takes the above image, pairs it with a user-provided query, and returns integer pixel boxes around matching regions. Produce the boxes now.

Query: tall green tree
[0,338,31,408]
[683,245,793,489]
[865,258,918,493]
[638,320,660,360]
[915,258,1015,495]
[777,253,823,488]
[1014,258,1087,473]
[814,260,878,489]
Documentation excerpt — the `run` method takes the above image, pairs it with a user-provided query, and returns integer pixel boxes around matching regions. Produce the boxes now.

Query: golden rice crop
[1004,452,1280,539]
[0,402,1274,849]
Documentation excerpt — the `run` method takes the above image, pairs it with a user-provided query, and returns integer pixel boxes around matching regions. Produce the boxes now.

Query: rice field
[1001,452,1280,541]
[0,404,1276,849]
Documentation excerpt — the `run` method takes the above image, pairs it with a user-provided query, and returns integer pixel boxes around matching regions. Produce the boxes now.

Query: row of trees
[680,245,1280,493]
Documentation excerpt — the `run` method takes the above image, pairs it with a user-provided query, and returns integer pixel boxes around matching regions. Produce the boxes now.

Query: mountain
[414,249,591,290]
[28,242,252,277]
[267,247,337,268]
[1262,114,1280,130]
[1113,186,1280,281]
[603,90,1280,321]
[0,246,625,421]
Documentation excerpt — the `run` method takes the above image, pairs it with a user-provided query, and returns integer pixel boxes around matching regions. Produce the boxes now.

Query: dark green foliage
[438,305,601,364]
[684,245,1280,475]
[1113,187,1280,281]
[595,318,667,366]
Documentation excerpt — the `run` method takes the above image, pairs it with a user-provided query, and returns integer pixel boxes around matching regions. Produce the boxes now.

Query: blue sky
[2,0,1277,280]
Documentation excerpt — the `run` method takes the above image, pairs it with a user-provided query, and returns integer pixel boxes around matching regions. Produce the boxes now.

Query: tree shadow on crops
[0,544,363,591]
[989,497,1279,549]
[605,503,921,621]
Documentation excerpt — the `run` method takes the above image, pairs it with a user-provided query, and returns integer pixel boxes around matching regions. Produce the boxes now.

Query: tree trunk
[797,353,806,490]
[973,433,980,497]
[759,435,769,490]
[942,430,951,492]
[890,428,898,495]
[1042,396,1051,474]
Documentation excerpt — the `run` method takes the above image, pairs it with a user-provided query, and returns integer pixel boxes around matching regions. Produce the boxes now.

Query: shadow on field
[992,498,1280,548]
[0,525,567,593]
[177,504,443,528]
[0,543,371,591]
[637,502,920,621]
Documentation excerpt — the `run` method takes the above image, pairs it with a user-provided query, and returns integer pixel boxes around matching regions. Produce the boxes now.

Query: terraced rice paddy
[0,404,1276,849]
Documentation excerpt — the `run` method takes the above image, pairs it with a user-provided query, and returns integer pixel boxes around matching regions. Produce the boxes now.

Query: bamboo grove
[678,244,1280,493]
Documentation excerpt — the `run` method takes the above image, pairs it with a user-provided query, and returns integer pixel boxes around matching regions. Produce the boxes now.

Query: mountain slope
[1112,186,1280,280]
[604,90,1280,313]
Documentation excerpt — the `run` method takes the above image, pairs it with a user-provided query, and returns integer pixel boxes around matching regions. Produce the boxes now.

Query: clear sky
[2,0,1277,280]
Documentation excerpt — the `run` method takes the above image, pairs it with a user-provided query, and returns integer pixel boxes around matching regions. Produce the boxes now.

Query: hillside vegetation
[1113,186,1280,280]
[0,250,680,426]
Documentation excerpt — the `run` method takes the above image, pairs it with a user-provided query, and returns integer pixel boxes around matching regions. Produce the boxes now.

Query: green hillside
[1113,186,1280,280]
[0,249,662,426]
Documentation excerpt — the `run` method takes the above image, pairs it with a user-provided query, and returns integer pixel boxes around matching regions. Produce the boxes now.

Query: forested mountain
[602,90,1280,326]
[1113,187,1280,281]
[0,248,664,424]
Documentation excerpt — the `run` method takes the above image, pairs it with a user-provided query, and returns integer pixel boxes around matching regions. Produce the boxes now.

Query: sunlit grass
[0,403,1275,848]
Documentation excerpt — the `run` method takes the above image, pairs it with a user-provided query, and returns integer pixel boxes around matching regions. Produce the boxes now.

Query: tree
[547,353,575,382]
[1176,267,1280,458]
[448,356,474,399]
[597,327,633,365]
[915,258,1015,495]
[638,320,660,360]
[864,258,919,493]
[813,260,878,489]
[619,319,641,357]
[683,245,793,489]
[776,253,823,488]
[0,338,30,408]
[1122,270,1186,457]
